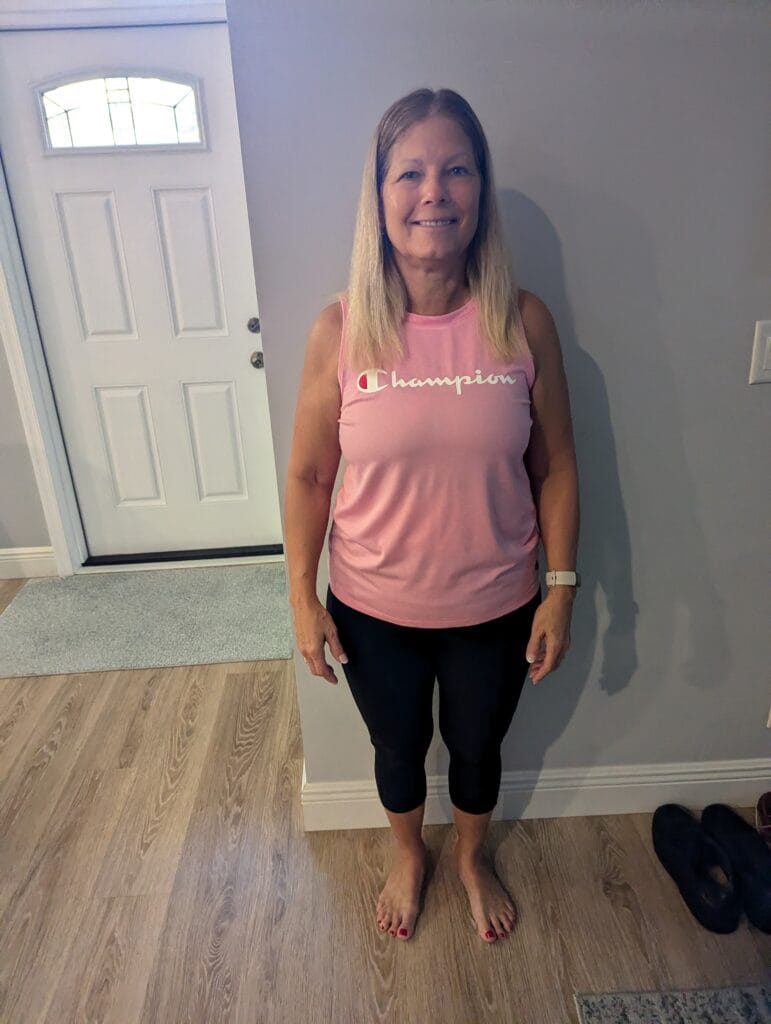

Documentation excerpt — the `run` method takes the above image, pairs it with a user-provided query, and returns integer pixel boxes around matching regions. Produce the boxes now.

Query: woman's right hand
[290,598,349,685]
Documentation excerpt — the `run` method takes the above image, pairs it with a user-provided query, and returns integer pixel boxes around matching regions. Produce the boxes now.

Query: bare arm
[520,290,580,603]
[284,302,343,608]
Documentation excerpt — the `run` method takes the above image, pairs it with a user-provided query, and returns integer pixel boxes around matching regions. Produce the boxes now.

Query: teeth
[416,219,454,226]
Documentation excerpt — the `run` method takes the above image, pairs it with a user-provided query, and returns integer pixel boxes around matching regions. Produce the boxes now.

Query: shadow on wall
[426,179,730,818]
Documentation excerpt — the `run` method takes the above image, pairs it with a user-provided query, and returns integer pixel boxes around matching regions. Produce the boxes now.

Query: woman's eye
[397,166,468,181]
[399,167,468,181]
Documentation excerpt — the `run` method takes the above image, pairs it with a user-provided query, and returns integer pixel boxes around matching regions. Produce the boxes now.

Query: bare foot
[452,839,517,942]
[376,843,428,941]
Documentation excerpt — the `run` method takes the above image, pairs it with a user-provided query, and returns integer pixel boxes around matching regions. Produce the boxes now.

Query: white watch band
[545,570,580,588]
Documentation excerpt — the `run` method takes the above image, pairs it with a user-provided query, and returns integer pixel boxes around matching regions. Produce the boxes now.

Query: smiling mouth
[412,218,458,227]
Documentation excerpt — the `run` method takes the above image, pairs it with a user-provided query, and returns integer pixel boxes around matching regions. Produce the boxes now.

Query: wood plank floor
[0,577,768,1023]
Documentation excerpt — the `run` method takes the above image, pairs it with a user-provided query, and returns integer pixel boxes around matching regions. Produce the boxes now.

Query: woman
[284,88,580,945]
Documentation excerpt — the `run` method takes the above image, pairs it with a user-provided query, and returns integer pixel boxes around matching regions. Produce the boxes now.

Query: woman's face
[380,115,481,270]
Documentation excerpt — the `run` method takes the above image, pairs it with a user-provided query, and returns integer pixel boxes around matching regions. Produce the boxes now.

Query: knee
[373,728,433,767]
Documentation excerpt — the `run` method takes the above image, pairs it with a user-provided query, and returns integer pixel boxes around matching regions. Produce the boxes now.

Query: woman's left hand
[526,590,574,684]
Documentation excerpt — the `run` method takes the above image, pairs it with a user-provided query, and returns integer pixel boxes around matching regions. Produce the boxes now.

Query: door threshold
[76,554,285,574]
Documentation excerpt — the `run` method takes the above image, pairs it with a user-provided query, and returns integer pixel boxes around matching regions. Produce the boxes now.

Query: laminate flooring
[0,577,767,1023]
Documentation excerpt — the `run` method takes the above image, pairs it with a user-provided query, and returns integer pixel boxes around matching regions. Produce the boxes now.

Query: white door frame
[0,2,281,577]
[0,159,84,575]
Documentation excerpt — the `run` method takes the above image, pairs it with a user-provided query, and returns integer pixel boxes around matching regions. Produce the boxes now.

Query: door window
[39,75,203,150]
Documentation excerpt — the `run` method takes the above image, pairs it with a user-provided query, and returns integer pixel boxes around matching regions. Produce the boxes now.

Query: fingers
[527,606,572,684]
[530,645,566,683]
[324,616,348,664]
[295,606,349,686]
[306,653,338,685]
[529,638,566,684]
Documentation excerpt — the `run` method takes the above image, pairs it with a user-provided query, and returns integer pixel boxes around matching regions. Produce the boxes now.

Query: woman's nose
[420,175,448,203]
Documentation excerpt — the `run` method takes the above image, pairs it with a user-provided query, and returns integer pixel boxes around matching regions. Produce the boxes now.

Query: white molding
[0,4,226,30]
[0,548,283,578]
[0,170,88,576]
[0,546,57,579]
[300,758,771,831]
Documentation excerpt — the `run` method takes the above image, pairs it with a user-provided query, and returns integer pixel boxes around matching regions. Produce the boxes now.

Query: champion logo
[356,367,520,397]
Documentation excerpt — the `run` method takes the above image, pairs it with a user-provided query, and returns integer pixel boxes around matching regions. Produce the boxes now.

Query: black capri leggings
[325,583,542,816]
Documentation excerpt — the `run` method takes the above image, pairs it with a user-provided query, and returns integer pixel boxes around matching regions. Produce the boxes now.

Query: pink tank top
[328,294,541,627]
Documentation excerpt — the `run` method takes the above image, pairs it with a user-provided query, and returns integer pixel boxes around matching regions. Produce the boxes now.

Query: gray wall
[226,0,770,786]
[0,333,49,548]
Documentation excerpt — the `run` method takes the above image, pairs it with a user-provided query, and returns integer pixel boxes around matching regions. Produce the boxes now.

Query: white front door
[0,22,282,558]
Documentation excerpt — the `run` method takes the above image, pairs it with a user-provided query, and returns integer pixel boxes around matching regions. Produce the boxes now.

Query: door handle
[250,351,264,369]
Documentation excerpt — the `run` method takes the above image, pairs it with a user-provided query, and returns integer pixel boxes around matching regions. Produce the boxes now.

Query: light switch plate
[749,321,771,383]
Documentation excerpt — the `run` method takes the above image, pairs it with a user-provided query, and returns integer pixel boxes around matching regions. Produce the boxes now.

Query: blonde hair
[329,87,528,374]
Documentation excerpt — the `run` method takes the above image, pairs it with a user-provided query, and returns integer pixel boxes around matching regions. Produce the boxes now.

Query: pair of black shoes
[652,802,771,934]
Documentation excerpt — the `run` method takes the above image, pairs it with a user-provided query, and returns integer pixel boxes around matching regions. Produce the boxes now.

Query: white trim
[0,166,87,577]
[0,5,226,31]
[300,757,771,831]
[0,546,58,579]
[0,548,284,579]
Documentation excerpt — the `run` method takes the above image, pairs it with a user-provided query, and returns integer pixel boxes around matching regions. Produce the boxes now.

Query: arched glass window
[40,76,202,150]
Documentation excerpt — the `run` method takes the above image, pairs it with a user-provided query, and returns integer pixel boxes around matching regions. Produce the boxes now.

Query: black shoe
[701,803,771,934]
[651,803,741,933]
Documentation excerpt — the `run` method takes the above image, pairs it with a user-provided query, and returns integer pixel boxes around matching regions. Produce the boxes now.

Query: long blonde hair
[329,87,528,374]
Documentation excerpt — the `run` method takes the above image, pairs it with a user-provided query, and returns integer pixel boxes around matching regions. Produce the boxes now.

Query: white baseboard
[300,757,770,831]
[0,546,57,579]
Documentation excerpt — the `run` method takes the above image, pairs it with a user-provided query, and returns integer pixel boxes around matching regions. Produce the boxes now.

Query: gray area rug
[575,984,770,1023]
[0,565,295,678]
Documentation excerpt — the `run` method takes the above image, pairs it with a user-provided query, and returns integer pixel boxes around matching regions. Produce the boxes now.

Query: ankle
[453,839,485,863]
[393,837,426,857]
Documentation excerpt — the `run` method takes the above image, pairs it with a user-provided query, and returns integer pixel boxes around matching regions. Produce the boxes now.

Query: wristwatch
[545,570,581,588]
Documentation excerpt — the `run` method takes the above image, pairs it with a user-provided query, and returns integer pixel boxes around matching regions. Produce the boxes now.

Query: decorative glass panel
[40,75,202,150]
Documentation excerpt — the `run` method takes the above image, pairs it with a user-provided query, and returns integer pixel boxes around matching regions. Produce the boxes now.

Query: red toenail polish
[485,930,495,939]
[399,928,407,936]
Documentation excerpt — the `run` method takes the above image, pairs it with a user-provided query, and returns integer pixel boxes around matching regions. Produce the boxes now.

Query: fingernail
[340,655,348,663]
[526,654,534,663]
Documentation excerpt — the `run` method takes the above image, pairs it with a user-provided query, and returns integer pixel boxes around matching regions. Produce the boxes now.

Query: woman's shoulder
[308,296,345,390]
[516,288,558,375]
[317,297,344,325]
[516,287,553,330]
